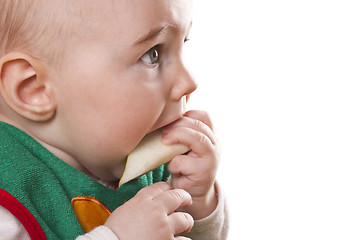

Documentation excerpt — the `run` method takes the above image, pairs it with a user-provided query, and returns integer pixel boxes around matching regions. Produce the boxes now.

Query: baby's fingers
[169,212,194,235]
[184,110,214,130]
[154,189,192,214]
[162,115,216,145]
[136,181,172,198]
[163,127,213,156]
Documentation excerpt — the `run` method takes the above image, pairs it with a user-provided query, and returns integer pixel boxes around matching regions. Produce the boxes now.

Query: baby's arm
[181,182,229,240]
[162,110,229,238]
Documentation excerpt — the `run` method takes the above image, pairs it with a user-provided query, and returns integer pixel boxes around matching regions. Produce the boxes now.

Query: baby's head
[0,0,77,64]
[0,0,197,181]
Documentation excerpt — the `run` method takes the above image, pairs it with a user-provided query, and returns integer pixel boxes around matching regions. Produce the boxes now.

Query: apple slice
[119,130,190,187]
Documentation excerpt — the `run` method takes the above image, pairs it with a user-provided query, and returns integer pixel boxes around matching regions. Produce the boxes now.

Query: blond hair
[0,0,74,64]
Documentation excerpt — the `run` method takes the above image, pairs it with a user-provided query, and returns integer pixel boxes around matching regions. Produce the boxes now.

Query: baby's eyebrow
[135,25,168,45]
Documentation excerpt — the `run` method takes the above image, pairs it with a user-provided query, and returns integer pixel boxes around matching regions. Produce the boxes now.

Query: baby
[0,0,228,239]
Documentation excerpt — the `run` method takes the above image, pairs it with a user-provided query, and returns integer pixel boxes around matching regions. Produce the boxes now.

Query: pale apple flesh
[119,130,190,187]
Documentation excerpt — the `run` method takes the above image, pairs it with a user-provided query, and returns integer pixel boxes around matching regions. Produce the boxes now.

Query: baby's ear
[0,52,56,121]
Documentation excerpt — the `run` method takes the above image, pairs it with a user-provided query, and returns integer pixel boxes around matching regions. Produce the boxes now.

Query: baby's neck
[97,179,119,189]
[36,136,121,189]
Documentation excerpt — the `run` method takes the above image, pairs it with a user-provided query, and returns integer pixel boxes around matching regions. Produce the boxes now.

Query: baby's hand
[162,110,220,220]
[105,182,194,240]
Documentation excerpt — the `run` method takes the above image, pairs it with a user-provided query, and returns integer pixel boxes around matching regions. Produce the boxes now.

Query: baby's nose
[170,63,197,101]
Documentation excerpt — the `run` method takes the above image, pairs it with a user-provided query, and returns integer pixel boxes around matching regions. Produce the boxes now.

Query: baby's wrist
[179,184,218,220]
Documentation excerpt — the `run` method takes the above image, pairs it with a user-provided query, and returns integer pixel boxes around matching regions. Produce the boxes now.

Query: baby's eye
[140,46,160,65]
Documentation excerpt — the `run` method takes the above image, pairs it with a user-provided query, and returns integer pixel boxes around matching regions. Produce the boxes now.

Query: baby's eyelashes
[140,46,160,65]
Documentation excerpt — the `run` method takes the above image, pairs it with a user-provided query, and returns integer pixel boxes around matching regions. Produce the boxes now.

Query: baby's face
[49,0,196,180]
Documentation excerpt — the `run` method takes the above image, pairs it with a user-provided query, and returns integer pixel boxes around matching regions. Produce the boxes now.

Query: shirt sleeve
[0,206,118,240]
[180,181,230,240]
[75,226,118,240]
[0,206,31,240]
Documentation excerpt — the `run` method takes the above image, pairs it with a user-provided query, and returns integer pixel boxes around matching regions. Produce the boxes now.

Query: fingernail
[162,134,176,145]
[161,133,170,143]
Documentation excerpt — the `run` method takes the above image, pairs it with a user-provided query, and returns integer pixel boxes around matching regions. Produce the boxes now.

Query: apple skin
[119,130,189,187]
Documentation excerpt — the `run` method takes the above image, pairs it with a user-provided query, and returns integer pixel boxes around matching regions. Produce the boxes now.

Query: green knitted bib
[0,121,170,239]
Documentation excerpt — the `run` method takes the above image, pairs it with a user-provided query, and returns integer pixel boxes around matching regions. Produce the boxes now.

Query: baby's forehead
[68,0,192,38]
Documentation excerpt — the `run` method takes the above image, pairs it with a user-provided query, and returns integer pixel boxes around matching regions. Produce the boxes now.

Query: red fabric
[0,189,46,240]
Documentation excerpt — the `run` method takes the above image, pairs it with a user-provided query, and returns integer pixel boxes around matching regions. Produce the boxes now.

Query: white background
[185,1,360,239]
